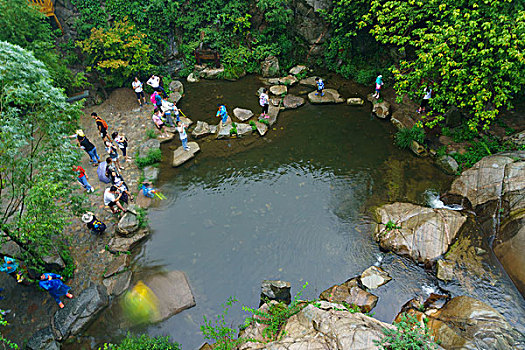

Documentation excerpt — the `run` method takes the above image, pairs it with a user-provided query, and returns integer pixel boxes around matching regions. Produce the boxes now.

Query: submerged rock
[308,89,345,104]
[319,278,378,313]
[360,266,391,290]
[191,121,211,139]
[172,142,200,167]
[374,202,467,264]
[283,94,305,109]
[260,280,291,305]
[346,97,364,106]
[233,108,254,122]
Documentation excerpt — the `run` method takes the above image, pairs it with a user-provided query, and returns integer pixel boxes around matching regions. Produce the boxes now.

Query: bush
[395,126,425,149]
[146,129,158,139]
[374,313,438,350]
[135,149,162,169]
[101,333,180,350]
[136,208,149,229]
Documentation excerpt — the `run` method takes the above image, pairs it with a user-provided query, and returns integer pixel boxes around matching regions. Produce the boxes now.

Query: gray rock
[0,237,21,259]
[308,89,345,104]
[117,210,139,236]
[138,139,160,158]
[320,278,378,313]
[268,78,281,85]
[267,105,280,126]
[236,123,253,136]
[143,270,196,323]
[108,229,150,252]
[217,123,233,139]
[436,259,455,281]
[270,85,287,96]
[103,254,130,278]
[179,116,193,127]
[436,155,459,175]
[255,122,268,136]
[391,111,416,130]
[299,76,318,87]
[209,125,218,134]
[346,97,364,106]
[43,247,66,271]
[233,108,254,122]
[103,270,132,297]
[289,65,307,76]
[167,91,182,104]
[26,326,60,350]
[360,266,391,289]
[283,94,305,109]
[279,75,298,86]
[187,73,199,83]
[172,142,200,167]
[261,280,291,305]
[51,285,109,341]
[191,121,211,139]
[261,56,280,77]
[143,166,159,183]
[201,65,224,79]
[168,80,184,94]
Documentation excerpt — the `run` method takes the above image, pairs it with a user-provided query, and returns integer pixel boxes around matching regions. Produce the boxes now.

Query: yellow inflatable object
[121,281,160,324]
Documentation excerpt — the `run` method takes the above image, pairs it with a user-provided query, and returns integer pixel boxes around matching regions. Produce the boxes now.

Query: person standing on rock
[104,185,127,214]
[92,112,111,143]
[39,273,73,308]
[132,77,146,107]
[177,121,190,151]
[417,86,432,114]
[315,77,325,97]
[152,109,169,138]
[75,130,100,166]
[73,165,94,193]
[259,88,270,119]
[147,75,167,98]
[216,104,229,125]
[373,75,383,99]
[111,132,131,163]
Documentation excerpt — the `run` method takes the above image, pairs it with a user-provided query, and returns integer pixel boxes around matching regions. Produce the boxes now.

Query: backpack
[150,92,157,104]
[96,117,108,130]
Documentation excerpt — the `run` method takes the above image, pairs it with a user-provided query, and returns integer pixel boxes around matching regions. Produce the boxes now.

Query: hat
[76,129,85,137]
[378,75,383,78]
[81,212,94,223]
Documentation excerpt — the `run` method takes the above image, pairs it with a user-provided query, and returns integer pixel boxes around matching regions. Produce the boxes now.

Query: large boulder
[283,94,305,109]
[239,302,394,350]
[138,139,160,158]
[142,270,196,323]
[319,278,378,313]
[172,142,200,167]
[26,327,60,350]
[103,270,132,297]
[233,108,254,122]
[260,280,291,305]
[191,121,211,139]
[360,266,391,290]
[390,111,416,130]
[261,56,280,77]
[103,254,130,278]
[375,202,467,264]
[269,85,287,96]
[289,65,307,76]
[51,284,109,341]
[427,296,524,349]
[108,228,150,252]
[168,80,184,94]
[200,65,225,79]
[308,89,345,104]
[117,209,139,236]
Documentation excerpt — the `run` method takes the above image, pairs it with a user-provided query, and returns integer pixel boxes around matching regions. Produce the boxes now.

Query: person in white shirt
[132,77,146,107]
[176,121,190,151]
[147,75,167,98]
[418,86,432,113]
[103,186,126,214]
[259,88,269,119]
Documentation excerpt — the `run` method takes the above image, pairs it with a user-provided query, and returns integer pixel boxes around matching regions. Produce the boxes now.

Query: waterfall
[426,190,463,210]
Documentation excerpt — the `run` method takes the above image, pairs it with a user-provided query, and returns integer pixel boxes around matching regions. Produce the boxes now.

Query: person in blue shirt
[0,256,24,283]
[39,273,73,308]
[216,104,229,125]
[315,77,325,96]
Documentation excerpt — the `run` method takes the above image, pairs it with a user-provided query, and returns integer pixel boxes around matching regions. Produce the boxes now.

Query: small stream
[83,76,524,349]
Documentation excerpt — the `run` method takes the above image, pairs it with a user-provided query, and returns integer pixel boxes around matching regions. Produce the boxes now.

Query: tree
[0,41,82,270]
[363,0,525,130]
[78,19,154,88]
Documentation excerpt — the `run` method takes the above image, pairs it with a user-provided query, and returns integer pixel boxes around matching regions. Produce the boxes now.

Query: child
[315,77,324,96]
[82,212,107,235]
[161,99,180,126]
[73,165,94,193]
[39,273,73,308]
[151,91,163,112]
[0,256,24,283]
[114,175,133,204]
[141,182,165,199]
[177,121,190,151]
[105,141,123,171]
[152,109,168,137]
[373,75,383,99]
[112,132,131,162]
[216,104,229,125]
[92,112,111,143]
[132,77,146,107]
[259,88,269,119]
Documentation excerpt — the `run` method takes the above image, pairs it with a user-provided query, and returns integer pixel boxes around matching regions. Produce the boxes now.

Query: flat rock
[255,122,268,136]
[103,254,130,278]
[279,75,298,86]
[143,270,196,323]
[299,76,318,87]
[191,121,211,139]
[167,91,182,104]
[201,65,224,79]
[268,78,280,85]
[143,166,159,183]
[267,105,280,126]
[308,89,345,104]
[108,228,150,252]
[346,97,364,106]
[233,108,254,122]
[51,285,109,341]
[270,85,287,96]
[26,327,60,350]
[217,123,233,139]
[168,80,184,94]
[179,116,193,127]
[360,266,391,289]
[283,94,305,109]
[236,123,253,136]
[172,142,200,167]
[320,278,378,313]
[138,139,161,158]
[209,124,218,134]
[261,280,291,305]
[289,65,307,76]
[103,270,132,297]
[117,210,139,236]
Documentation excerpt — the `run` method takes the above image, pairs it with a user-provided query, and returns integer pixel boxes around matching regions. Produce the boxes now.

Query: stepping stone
[236,123,253,136]
[308,89,345,104]
[255,122,268,136]
[360,266,392,290]
[270,85,287,96]
[192,121,211,139]
[283,94,305,109]
[289,65,307,76]
[233,108,254,122]
[172,142,200,167]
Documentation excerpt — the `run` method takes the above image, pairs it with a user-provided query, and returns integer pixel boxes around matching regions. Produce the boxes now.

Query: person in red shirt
[74,166,94,193]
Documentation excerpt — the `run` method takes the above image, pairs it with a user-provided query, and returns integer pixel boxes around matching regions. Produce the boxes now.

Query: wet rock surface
[282,94,305,109]
[103,270,132,297]
[192,121,212,139]
[360,266,392,290]
[26,326,60,350]
[172,141,201,167]
[233,108,254,122]
[319,278,378,313]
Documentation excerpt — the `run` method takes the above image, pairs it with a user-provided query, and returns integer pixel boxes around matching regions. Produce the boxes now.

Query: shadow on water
[79,75,525,349]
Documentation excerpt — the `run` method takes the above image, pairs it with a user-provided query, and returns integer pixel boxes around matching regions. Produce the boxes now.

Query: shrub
[146,129,158,139]
[385,220,401,232]
[136,208,149,229]
[135,149,162,169]
[201,297,245,350]
[395,126,425,150]
[374,313,439,350]
[101,333,180,350]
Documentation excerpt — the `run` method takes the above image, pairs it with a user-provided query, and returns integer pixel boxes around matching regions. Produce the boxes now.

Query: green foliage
[249,121,257,131]
[385,220,401,231]
[135,149,162,169]
[374,313,438,350]
[0,311,18,349]
[136,208,149,229]
[146,129,158,139]
[451,135,515,171]
[0,0,73,91]
[258,118,270,126]
[364,0,525,131]
[0,42,83,271]
[101,333,180,350]
[243,282,308,341]
[78,19,154,88]
[201,297,245,350]
[395,126,425,149]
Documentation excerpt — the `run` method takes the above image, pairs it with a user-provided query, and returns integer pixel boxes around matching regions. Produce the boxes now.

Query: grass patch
[136,149,162,169]
[395,126,425,150]
[136,207,149,229]
[146,129,158,139]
